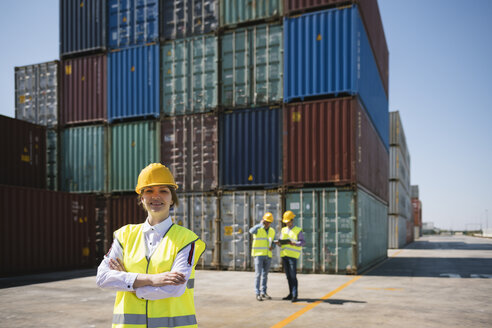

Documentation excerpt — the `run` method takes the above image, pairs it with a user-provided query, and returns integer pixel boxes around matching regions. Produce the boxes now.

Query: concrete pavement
[1,235,491,327]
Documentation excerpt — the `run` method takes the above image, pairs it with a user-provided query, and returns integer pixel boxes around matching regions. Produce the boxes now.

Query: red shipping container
[60,54,107,125]
[0,115,46,189]
[283,97,388,203]
[0,185,96,277]
[412,198,422,227]
[161,113,219,192]
[283,0,389,96]
[104,194,147,252]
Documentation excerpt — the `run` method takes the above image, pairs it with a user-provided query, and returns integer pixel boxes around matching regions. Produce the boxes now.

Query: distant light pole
[486,209,489,230]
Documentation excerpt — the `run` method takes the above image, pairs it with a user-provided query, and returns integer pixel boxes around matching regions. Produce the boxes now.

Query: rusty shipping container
[0,115,46,189]
[283,0,389,96]
[60,54,107,125]
[103,194,147,253]
[283,97,388,203]
[0,185,96,277]
[161,113,218,192]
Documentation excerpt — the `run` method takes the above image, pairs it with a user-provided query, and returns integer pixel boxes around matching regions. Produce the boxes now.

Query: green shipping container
[220,23,283,108]
[220,0,282,27]
[162,35,218,116]
[61,125,107,193]
[110,120,160,192]
[285,187,388,274]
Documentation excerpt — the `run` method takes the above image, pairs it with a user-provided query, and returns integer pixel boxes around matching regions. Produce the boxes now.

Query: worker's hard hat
[282,210,296,223]
[135,163,178,194]
[262,212,274,223]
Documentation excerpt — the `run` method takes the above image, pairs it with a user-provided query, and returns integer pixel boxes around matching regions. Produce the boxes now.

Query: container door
[285,189,319,273]
[220,192,251,270]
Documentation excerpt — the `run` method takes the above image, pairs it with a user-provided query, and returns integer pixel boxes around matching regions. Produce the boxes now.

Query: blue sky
[1,0,491,230]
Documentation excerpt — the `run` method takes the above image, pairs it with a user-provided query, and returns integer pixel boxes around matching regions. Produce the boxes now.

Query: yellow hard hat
[135,163,178,194]
[262,212,274,223]
[282,210,296,223]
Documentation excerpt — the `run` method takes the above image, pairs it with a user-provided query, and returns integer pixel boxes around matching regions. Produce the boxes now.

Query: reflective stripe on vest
[251,227,275,257]
[113,313,197,327]
[112,223,206,328]
[280,226,302,259]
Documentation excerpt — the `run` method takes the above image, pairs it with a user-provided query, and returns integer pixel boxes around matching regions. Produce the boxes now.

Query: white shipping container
[389,111,410,165]
[389,180,412,219]
[172,193,218,269]
[389,146,411,190]
[220,190,282,271]
[388,215,407,249]
[15,61,59,127]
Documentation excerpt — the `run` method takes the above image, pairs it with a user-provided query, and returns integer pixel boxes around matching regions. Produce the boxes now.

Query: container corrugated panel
[284,97,388,203]
[0,185,96,277]
[389,146,410,191]
[60,54,107,125]
[110,120,160,192]
[406,219,414,243]
[412,198,422,226]
[284,6,389,148]
[220,190,282,271]
[389,111,410,165]
[172,192,218,269]
[61,125,107,193]
[220,0,282,27]
[220,107,282,188]
[285,186,387,274]
[46,128,59,190]
[411,185,419,199]
[60,0,106,57]
[108,0,159,49]
[162,35,218,115]
[108,44,160,122]
[15,61,59,127]
[284,0,389,96]
[221,23,283,108]
[161,0,218,40]
[388,215,406,249]
[105,194,147,251]
[388,180,412,219]
[0,115,46,189]
[161,113,218,192]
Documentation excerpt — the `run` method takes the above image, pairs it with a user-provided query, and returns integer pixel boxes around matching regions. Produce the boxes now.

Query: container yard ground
[1,235,491,328]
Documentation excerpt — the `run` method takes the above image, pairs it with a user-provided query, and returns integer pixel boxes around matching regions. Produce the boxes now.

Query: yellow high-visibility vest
[280,226,302,259]
[112,223,205,328]
[251,227,275,257]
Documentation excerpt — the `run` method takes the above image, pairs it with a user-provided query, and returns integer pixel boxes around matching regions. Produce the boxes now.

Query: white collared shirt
[96,216,195,300]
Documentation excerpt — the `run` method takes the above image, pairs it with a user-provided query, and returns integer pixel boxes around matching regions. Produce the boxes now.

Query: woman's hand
[151,272,186,287]
[109,258,127,272]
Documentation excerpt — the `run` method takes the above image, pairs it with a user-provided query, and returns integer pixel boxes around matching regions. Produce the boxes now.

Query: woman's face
[141,185,173,215]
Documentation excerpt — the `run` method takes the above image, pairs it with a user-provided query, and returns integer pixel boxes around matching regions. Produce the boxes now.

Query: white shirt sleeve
[96,239,138,292]
[135,243,195,301]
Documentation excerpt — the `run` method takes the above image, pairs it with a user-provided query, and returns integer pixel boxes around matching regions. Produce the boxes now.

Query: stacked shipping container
[7,0,397,275]
[411,185,423,238]
[388,111,412,248]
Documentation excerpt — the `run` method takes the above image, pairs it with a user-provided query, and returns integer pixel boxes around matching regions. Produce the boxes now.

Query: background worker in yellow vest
[96,163,205,328]
[276,210,305,303]
[249,212,276,301]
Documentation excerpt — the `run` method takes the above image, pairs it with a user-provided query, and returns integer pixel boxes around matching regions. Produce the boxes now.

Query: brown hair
[137,186,179,209]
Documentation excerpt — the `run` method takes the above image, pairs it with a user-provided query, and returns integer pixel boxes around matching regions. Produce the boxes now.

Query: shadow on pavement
[0,268,97,289]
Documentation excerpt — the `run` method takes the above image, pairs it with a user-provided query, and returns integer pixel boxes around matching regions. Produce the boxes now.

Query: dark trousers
[282,257,298,298]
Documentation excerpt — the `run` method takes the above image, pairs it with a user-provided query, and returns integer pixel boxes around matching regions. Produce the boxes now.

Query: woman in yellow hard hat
[249,212,276,301]
[275,210,305,303]
[96,163,206,327]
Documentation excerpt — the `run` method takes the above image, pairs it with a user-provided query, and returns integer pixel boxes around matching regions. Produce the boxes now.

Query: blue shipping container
[108,44,160,122]
[220,107,282,188]
[60,0,106,57]
[108,0,159,49]
[284,6,389,149]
